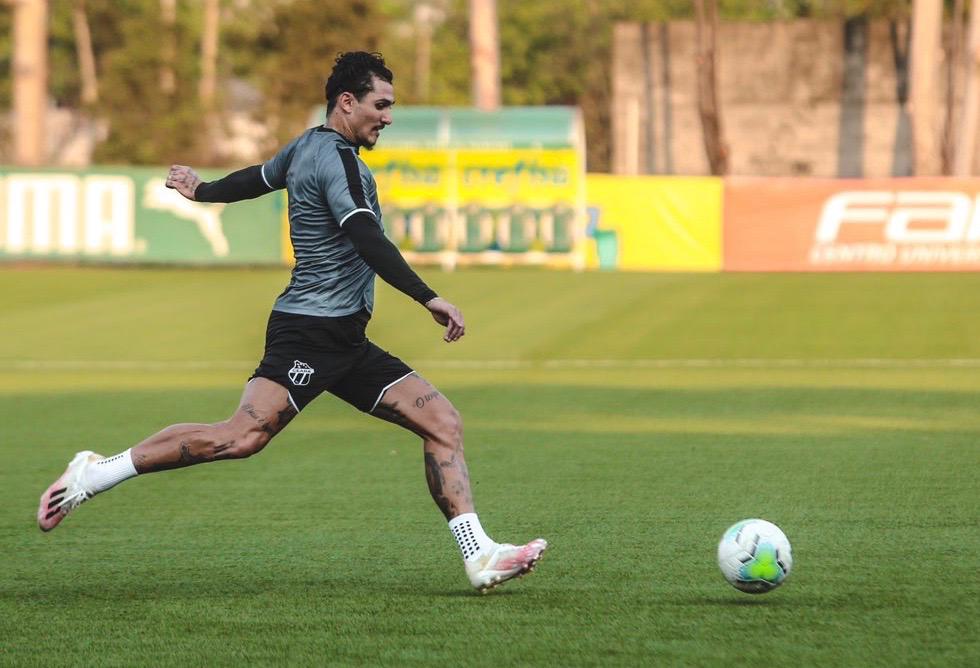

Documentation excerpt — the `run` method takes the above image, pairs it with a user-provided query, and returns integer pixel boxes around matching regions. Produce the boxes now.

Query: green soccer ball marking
[740,543,784,582]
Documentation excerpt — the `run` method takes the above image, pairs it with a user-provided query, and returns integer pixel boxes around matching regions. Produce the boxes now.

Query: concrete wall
[612,20,953,177]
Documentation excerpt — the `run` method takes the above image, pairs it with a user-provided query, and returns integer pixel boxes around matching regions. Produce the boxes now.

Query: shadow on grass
[666,590,865,609]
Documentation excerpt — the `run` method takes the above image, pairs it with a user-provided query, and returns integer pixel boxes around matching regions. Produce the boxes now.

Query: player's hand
[425,297,465,343]
[166,164,202,200]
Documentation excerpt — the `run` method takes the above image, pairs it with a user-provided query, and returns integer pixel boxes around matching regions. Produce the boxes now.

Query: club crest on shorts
[288,360,314,386]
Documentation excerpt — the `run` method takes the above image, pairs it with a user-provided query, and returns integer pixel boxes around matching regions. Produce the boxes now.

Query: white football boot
[37,451,103,531]
[465,538,548,594]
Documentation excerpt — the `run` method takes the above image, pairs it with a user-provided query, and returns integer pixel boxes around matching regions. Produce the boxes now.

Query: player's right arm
[166,133,302,203]
[166,164,273,203]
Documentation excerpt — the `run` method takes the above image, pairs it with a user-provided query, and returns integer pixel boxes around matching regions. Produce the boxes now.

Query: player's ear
[339,91,356,114]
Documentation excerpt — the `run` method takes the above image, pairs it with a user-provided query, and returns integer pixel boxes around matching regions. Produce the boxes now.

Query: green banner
[0,167,285,265]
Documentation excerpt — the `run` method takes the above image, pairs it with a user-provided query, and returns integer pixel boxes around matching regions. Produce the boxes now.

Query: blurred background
[1,0,979,271]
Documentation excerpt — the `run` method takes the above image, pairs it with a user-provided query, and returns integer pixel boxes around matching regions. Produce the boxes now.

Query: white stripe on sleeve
[339,208,378,226]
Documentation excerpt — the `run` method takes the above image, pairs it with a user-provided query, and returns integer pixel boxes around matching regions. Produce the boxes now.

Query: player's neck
[325,117,357,145]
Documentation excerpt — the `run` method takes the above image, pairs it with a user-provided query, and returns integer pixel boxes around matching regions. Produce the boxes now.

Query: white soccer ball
[717,519,792,594]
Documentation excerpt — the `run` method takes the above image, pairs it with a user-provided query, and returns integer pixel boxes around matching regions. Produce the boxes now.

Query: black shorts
[250,309,414,413]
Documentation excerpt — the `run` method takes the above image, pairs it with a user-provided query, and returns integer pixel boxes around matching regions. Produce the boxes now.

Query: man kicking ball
[38,51,546,594]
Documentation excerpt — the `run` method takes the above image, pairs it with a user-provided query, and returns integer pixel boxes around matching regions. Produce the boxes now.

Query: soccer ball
[717,519,792,594]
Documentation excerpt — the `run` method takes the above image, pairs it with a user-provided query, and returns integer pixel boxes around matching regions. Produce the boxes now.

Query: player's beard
[360,125,383,150]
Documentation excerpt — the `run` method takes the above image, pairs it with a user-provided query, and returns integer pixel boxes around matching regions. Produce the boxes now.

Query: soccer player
[37,51,546,594]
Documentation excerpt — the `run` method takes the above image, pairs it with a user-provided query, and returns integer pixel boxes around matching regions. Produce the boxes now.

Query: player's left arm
[166,164,273,203]
[344,214,465,342]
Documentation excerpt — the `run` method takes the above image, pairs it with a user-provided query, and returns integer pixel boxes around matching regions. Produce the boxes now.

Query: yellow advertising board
[584,175,723,271]
[362,148,584,265]
[365,148,452,206]
[282,154,722,272]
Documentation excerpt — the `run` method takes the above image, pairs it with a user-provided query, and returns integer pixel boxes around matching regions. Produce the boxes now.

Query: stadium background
[1,1,979,666]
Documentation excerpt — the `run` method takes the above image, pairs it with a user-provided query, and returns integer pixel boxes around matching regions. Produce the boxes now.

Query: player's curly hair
[325,52,394,114]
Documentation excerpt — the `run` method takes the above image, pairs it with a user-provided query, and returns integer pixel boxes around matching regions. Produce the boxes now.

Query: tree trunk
[199,0,219,108]
[693,0,728,175]
[955,0,980,175]
[838,15,868,177]
[12,0,48,166]
[469,0,501,111]
[910,0,943,175]
[199,0,220,163]
[414,3,434,103]
[942,0,965,174]
[890,17,914,176]
[72,0,98,106]
[160,0,177,95]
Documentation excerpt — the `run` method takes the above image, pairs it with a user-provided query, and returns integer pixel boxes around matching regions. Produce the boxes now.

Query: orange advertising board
[724,178,980,271]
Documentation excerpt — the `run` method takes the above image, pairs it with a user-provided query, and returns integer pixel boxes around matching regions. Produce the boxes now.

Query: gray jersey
[261,127,383,317]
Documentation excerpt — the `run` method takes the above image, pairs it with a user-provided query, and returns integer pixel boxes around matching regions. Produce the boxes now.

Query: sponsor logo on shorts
[288,360,314,386]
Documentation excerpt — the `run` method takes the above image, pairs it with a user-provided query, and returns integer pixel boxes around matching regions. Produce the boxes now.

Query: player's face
[351,76,394,149]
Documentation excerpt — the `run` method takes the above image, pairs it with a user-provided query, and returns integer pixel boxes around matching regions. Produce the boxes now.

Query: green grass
[1,267,978,666]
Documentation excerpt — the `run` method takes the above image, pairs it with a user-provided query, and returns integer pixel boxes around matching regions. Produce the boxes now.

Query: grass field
[1,267,978,666]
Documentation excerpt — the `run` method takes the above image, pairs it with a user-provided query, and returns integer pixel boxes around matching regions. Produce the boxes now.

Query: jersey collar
[316,125,360,152]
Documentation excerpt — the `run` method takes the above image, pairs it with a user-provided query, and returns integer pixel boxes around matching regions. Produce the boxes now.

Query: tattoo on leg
[414,390,441,409]
[137,437,223,473]
[437,448,473,510]
[241,403,297,437]
[178,441,211,465]
[425,451,455,519]
[375,400,427,438]
[275,406,297,432]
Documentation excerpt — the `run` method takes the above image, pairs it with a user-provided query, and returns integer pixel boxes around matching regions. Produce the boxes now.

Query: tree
[910,0,943,175]
[224,0,385,150]
[92,0,206,165]
[72,0,98,106]
[469,0,500,109]
[694,0,728,175]
[11,0,48,165]
[425,0,823,171]
[199,0,220,162]
[955,0,980,174]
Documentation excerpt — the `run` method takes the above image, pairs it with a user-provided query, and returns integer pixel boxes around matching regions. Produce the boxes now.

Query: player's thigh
[229,377,298,442]
[328,342,460,439]
[370,373,460,442]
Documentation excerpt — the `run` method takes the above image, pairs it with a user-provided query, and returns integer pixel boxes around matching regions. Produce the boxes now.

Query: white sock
[84,449,138,494]
[448,513,496,562]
